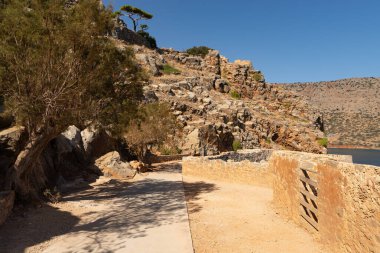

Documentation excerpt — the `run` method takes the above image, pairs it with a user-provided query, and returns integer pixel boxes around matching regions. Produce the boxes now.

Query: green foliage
[186,46,211,58]
[137,30,157,48]
[232,140,242,152]
[230,90,241,99]
[0,0,147,199]
[120,5,153,19]
[162,64,181,75]
[252,71,264,82]
[125,103,177,161]
[120,4,153,31]
[113,10,122,18]
[318,138,329,148]
[0,0,146,136]
[139,24,149,32]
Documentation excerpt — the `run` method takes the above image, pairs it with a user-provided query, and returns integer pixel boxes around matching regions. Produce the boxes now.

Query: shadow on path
[0,205,80,253]
[0,162,218,253]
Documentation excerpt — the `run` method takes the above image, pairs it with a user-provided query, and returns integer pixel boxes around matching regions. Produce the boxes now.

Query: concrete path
[42,163,194,253]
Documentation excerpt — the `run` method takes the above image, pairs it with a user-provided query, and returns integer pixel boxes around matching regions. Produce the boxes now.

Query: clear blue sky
[104,0,380,83]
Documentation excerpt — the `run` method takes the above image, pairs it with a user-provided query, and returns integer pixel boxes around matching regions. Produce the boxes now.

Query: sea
[328,148,380,167]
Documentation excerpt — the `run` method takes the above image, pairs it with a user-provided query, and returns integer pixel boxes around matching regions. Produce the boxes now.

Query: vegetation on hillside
[230,90,241,99]
[232,140,242,151]
[137,24,157,48]
[0,0,147,200]
[186,46,211,58]
[162,64,181,75]
[124,103,176,161]
[253,71,264,82]
[317,138,329,148]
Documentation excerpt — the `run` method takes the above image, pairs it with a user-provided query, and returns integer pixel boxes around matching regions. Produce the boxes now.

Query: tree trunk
[133,21,137,32]
[11,133,56,201]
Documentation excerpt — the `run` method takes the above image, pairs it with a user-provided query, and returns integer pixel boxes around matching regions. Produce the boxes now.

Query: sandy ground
[183,175,328,253]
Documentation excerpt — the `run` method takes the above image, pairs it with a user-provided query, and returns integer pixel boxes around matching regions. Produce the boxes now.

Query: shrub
[124,103,176,161]
[317,138,329,148]
[230,90,241,99]
[159,145,182,155]
[162,64,181,75]
[232,140,242,152]
[185,46,211,58]
[137,30,157,48]
[252,71,264,82]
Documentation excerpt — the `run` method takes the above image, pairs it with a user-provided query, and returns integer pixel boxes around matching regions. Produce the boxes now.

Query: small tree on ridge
[120,5,153,32]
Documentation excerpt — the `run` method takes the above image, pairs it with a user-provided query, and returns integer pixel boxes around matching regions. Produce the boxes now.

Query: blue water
[328,148,380,167]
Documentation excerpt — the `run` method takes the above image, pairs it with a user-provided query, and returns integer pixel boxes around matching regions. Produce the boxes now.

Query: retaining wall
[182,149,272,187]
[150,154,189,164]
[270,151,380,253]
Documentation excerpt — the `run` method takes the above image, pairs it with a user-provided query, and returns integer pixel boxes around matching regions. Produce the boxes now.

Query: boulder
[81,126,115,159]
[188,92,198,102]
[223,84,231,93]
[129,160,148,173]
[0,127,26,191]
[182,129,200,155]
[144,91,159,103]
[60,125,84,152]
[135,54,161,76]
[49,126,86,180]
[0,126,26,153]
[214,79,229,93]
[94,152,136,179]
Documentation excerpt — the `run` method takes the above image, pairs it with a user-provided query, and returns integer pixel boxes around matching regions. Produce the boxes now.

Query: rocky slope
[275,78,380,148]
[116,40,326,155]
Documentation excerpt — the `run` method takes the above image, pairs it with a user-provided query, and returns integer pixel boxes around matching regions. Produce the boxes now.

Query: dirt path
[1,163,328,253]
[184,175,328,253]
[0,163,193,253]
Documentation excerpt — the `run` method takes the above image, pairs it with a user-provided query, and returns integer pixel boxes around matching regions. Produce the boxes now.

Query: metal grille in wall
[299,164,319,231]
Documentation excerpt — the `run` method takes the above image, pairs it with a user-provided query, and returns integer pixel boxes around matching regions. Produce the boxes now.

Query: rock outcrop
[0,126,26,190]
[129,45,326,155]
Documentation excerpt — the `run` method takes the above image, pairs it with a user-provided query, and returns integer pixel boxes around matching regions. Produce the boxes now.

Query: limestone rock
[0,126,26,153]
[81,127,115,159]
[95,152,136,179]
[129,160,148,173]
[132,45,326,154]
[144,91,159,103]
[214,79,229,93]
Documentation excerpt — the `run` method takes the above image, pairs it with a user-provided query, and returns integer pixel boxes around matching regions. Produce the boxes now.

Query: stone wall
[150,154,189,164]
[182,150,272,187]
[270,151,380,253]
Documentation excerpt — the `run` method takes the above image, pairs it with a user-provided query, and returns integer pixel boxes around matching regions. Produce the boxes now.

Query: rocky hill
[114,40,326,155]
[275,78,380,148]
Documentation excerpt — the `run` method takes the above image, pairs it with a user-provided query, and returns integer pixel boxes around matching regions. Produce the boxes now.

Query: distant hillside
[275,78,380,148]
